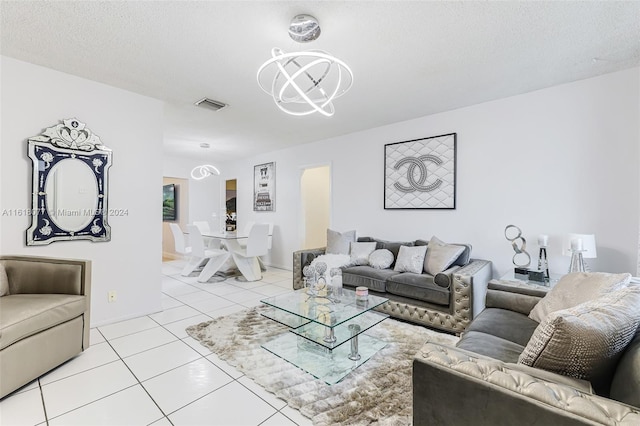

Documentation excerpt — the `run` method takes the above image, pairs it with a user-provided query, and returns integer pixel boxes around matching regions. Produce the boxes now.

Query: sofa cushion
[342,266,397,293]
[416,239,472,267]
[610,327,640,408]
[372,239,414,268]
[368,249,394,270]
[466,308,539,347]
[0,294,87,350]
[386,273,449,306]
[518,285,640,395]
[349,242,377,266]
[394,245,428,274]
[0,264,8,297]
[529,271,631,323]
[457,330,525,363]
[423,236,466,275]
[326,229,356,255]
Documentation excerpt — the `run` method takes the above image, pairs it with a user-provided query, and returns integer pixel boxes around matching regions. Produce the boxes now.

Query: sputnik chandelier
[190,165,220,180]
[257,14,354,117]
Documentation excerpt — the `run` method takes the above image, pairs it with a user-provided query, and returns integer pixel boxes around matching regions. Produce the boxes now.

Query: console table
[260,288,389,384]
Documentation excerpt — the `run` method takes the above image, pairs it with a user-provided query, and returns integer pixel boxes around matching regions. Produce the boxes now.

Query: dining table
[201,230,271,281]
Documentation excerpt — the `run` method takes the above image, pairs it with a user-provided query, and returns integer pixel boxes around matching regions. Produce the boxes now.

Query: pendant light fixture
[257,14,354,117]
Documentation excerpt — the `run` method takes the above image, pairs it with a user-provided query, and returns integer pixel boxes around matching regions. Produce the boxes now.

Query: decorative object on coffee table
[384,133,457,209]
[537,234,550,280]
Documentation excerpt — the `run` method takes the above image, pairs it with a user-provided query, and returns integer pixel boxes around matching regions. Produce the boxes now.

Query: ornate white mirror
[26,118,112,245]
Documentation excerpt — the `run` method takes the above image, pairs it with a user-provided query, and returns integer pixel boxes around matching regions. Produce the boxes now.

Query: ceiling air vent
[194,98,227,111]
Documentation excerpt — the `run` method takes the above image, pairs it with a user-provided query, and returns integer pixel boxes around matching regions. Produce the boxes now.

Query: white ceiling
[2,1,639,163]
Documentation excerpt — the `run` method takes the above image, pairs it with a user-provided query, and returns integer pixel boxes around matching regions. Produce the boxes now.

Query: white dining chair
[186,225,231,283]
[170,223,201,276]
[193,220,221,249]
[230,223,269,281]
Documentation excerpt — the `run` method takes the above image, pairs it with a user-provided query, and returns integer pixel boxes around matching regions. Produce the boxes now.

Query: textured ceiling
[2,1,639,162]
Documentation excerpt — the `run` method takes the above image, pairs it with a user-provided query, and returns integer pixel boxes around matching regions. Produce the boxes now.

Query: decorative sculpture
[504,224,531,268]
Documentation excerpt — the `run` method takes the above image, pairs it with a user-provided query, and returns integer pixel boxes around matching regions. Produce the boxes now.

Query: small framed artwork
[384,133,457,209]
[253,162,275,211]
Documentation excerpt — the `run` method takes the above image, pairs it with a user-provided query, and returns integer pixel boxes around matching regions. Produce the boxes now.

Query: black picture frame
[163,184,177,221]
[253,162,275,212]
[384,133,457,209]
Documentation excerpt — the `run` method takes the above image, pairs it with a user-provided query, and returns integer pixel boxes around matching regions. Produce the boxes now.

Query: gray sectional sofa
[0,255,91,399]
[413,278,640,425]
[293,237,492,334]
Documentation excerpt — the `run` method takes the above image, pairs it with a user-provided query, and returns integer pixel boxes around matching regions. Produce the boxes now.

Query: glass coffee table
[260,288,389,384]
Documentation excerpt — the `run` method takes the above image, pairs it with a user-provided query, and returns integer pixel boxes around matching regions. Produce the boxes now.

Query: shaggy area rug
[186,305,458,426]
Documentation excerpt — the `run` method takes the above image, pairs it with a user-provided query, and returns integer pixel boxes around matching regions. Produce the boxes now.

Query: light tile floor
[0,261,312,426]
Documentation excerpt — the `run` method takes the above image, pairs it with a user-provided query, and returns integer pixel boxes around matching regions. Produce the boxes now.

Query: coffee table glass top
[260,288,388,330]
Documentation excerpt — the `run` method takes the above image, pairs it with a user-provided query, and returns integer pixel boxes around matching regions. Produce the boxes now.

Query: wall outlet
[108,290,117,303]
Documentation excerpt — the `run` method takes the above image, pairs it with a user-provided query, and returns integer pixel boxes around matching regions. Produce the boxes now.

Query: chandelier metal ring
[257,49,353,117]
[190,165,220,180]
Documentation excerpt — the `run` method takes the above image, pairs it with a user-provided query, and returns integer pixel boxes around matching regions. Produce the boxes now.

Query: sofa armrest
[452,259,492,324]
[433,265,461,288]
[413,342,640,426]
[486,279,547,316]
[292,247,326,290]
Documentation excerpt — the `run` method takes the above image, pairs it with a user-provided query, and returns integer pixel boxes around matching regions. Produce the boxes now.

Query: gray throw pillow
[424,236,465,275]
[529,272,631,323]
[326,229,356,255]
[368,249,394,270]
[518,285,640,394]
[350,242,377,266]
[394,245,428,274]
[0,263,9,296]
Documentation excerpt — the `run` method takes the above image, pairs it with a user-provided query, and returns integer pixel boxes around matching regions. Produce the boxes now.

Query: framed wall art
[384,133,456,209]
[253,162,275,211]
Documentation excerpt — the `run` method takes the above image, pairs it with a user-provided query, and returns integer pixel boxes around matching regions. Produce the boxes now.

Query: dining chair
[186,225,231,283]
[193,220,221,249]
[230,223,269,281]
[169,223,199,276]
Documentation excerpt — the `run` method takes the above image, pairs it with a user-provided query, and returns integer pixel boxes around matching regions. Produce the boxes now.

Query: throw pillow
[424,236,466,275]
[350,242,377,266]
[529,272,631,323]
[368,249,394,270]
[518,285,640,394]
[394,245,428,274]
[0,263,8,297]
[326,229,356,255]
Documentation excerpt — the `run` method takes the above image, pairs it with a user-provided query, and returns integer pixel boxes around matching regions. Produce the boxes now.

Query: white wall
[218,68,640,277]
[1,56,164,326]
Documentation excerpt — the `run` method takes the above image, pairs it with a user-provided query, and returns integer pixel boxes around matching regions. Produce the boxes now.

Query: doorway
[225,179,237,232]
[300,165,331,249]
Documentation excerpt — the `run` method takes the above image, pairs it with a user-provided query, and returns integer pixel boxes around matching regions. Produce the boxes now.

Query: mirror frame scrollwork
[26,118,113,245]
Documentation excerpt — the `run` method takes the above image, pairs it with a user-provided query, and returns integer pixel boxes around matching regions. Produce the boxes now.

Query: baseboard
[91,306,163,328]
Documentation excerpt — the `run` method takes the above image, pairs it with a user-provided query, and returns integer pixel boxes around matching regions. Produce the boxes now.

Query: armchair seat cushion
[0,294,86,350]
[457,330,526,363]
[342,266,396,292]
[466,308,539,347]
[386,273,449,306]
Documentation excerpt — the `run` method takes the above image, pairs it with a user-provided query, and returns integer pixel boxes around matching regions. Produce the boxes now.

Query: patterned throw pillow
[368,249,394,270]
[393,245,428,274]
[529,272,631,323]
[326,229,356,255]
[518,285,640,394]
[350,242,377,266]
[423,236,466,275]
[0,263,9,297]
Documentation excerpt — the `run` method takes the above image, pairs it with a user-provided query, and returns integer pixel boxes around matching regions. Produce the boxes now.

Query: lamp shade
[562,233,597,258]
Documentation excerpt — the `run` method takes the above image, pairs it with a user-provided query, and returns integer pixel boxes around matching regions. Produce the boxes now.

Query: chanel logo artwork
[384,133,457,209]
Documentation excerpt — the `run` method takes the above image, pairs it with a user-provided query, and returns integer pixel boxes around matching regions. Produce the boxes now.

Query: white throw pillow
[529,272,631,323]
[326,229,356,255]
[424,236,465,275]
[0,263,8,297]
[394,245,428,274]
[350,242,377,266]
[369,249,394,270]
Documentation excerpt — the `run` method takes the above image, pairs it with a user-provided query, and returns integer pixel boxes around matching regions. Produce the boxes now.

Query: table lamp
[562,233,597,273]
